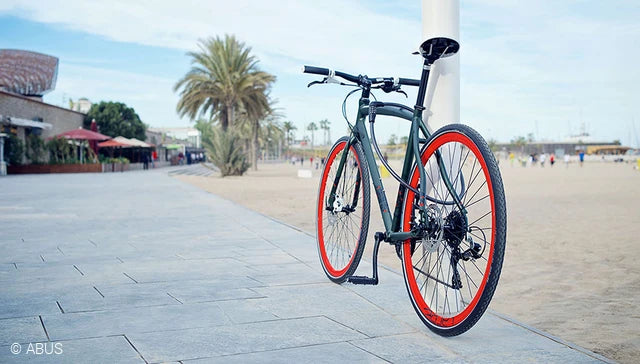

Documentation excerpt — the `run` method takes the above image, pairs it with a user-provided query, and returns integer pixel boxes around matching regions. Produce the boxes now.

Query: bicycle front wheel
[401,124,506,336]
[317,137,370,283]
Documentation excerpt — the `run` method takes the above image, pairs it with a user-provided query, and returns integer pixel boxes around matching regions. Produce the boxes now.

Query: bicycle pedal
[348,275,378,285]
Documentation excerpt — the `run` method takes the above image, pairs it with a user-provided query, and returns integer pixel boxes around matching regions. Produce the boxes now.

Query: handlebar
[302,65,420,87]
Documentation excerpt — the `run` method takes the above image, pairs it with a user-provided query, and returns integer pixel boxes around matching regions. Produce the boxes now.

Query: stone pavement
[0,168,612,363]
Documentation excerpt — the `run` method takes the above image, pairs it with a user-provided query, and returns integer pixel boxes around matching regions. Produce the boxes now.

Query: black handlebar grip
[398,78,420,87]
[302,66,330,76]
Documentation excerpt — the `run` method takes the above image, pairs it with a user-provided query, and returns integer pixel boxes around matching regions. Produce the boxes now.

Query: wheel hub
[332,194,345,213]
[443,210,467,246]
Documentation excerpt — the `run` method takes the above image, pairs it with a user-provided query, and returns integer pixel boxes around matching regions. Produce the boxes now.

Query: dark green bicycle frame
[327,92,466,244]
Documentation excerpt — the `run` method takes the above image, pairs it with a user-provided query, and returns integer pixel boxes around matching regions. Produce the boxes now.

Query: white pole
[422,1,461,312]
[0,133,6,176]
[421,0,460,131]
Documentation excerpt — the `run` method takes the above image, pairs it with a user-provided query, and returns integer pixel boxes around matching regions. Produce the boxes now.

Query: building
[146,127,204,165]
[70,98,92,114]
[0,49,85,165]
[0,49,58,100]
[499,132,627,157]
[0,90,85,140]
[147,127,201,148]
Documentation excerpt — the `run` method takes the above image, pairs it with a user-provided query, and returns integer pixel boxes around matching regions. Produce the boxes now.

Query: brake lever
[308,75,345,88]
[397,89,408,98]
[307,79,325,88]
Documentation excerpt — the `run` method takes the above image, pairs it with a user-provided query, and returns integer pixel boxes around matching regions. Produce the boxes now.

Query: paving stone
[0,335,143,363]
[0,300,61,320]
[186,342,386,363]
[215,298,278,324]
[350,333,462,363]
[56,284,179,313]
[252,283,378,320]
[42,302,230,341]
[323,308,417,338]
[234,252,300,266]
[0,316,47,345]
[128,316,366,362]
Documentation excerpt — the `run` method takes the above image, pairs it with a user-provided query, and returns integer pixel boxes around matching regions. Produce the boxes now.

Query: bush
[47,137,74,164]
[3,134,25,165]
[25,134,46,164]
[109,157,129,164]
[203,126,249,177]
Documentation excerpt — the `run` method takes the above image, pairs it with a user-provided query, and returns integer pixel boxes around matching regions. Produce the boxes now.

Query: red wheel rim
[402,131,496,327]
[317,142,364,278]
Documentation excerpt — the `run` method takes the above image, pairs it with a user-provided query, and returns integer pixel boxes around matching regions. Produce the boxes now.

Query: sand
[176,159,640,363]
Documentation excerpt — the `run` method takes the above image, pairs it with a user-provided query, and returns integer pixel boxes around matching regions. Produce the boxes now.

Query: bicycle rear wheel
[401,124,506,336]
[317,137,370,283]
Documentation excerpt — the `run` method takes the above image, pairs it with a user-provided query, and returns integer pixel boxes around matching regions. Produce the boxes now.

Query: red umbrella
[89,120,99,153]
[55,127,111,141]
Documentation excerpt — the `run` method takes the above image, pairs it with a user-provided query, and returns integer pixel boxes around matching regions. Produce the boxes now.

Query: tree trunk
[223,104,234,131]
[251,119,259,171]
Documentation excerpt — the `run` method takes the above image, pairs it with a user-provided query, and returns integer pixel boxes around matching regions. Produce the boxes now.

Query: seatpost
[414,60,431,110]
[413,59,431,223]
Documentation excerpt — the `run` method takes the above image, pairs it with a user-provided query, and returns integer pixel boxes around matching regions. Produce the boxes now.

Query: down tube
[354,120,393,232]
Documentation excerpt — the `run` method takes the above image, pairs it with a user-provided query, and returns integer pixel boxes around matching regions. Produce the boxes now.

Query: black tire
[400,124,506,336]
[316,137,370,283]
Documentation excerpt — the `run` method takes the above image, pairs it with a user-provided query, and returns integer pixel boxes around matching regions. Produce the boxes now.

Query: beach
[176,159,640,363]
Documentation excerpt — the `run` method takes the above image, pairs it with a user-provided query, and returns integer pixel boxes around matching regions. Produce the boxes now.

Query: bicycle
[303,37,506,336]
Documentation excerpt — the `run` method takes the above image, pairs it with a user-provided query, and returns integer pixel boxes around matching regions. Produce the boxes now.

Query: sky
[1,0,639,146]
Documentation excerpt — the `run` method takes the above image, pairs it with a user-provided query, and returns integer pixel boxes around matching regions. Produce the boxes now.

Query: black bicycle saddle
[417,37,460,64]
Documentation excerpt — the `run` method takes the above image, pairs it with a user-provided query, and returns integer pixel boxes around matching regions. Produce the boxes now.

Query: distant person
[564,154,570,168]
[178,152,184,165]
[300,157,304,167]
[550,153,555,167]
[509,152,515,167]
[151,150,157,168]
[579,151,585,167]
[142,152,149,170]
[540,153,546,167]
[291,156,296,165]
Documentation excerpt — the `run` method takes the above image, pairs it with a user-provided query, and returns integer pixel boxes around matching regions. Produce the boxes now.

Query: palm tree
[319,119,331,145]
[307,122,318,149]
[260,119,285,160]
[174,35,275,131]
[240,96,283,170]
[283,121,297,146]
[202,126,249,177]
[511,136,527,153]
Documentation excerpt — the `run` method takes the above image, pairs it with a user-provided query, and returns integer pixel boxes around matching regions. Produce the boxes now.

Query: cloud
[47,63,179,126]
[0,0,422,74]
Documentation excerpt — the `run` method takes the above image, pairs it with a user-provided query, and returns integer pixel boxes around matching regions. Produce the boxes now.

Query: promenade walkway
[0,169,611,363]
